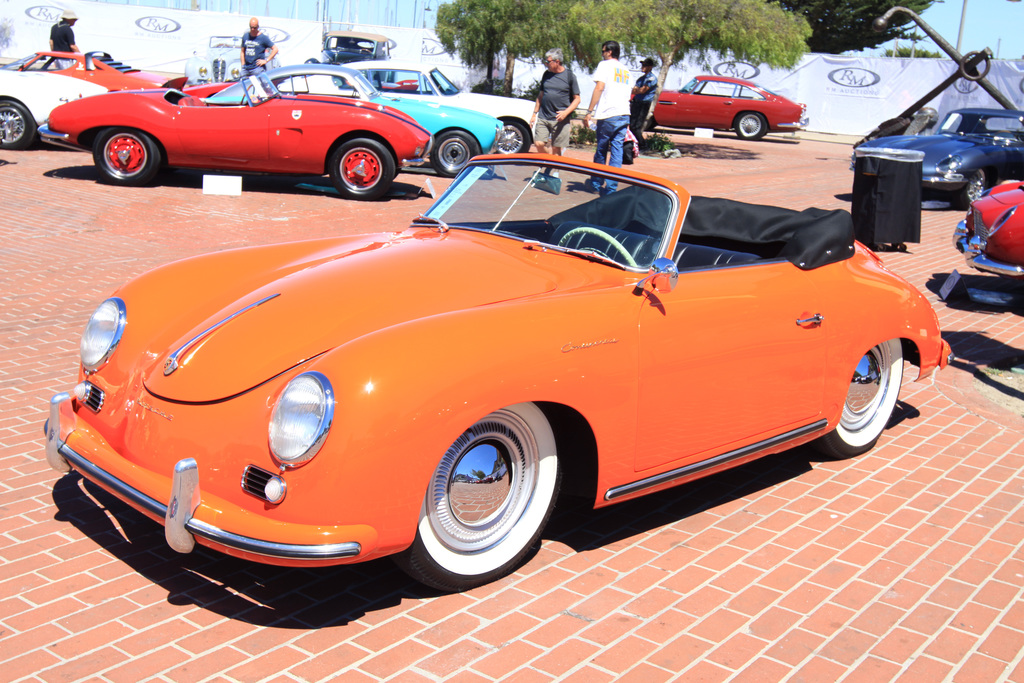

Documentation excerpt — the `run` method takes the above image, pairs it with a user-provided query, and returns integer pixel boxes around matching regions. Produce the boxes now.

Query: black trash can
[850,147,924,249]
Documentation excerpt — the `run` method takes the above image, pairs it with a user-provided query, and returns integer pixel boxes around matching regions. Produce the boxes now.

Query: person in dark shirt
[240,17,279,77]
[49,9,80,69]
[530,48,580,157]
[630,58,658,146]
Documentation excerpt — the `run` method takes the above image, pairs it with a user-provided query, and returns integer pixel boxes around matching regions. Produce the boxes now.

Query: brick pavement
[1,133,1022,682]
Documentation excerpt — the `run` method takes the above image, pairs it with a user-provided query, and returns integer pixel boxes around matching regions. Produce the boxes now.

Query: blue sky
[898,0,1024,60]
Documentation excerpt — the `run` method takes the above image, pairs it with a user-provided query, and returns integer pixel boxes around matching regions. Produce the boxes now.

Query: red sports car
[2,51,187,90]
[651,75,808,141]
[954,181,1024,279]
[39,74,433,201]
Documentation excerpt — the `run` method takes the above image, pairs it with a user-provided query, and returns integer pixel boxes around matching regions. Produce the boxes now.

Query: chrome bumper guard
[44,393,361,562]
[923,174,965,189]
[37,125,86,153]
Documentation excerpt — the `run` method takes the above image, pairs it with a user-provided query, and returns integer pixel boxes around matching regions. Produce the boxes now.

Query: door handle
[796,314,824,326]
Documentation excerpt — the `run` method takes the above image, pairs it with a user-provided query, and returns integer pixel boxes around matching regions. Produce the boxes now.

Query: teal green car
[191,64,500,177]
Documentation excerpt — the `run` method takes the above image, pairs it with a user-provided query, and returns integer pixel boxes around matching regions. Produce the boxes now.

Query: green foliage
[883,44,942,59]
[570,123,597,147]
[777,0,935,54]
[469,78,536,100]
[643,132,675,153]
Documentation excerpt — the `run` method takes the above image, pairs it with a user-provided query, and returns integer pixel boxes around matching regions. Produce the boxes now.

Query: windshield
[940,111,1024,138]
[429,68,461,96]
[424,161,677,270]
[680,78,699,94]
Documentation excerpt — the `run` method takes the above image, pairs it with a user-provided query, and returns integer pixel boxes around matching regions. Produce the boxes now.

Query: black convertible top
[682,196,856,270]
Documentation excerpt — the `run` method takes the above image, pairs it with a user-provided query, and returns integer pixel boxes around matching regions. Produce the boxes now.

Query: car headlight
[990,205,1017,236]
[229,65,241,80]
[80,298,126,374]
[937,154,963,174]
[198,65,209,78]
[269,372,334,467]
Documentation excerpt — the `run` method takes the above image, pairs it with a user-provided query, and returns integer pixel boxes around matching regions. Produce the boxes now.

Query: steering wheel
[557,226,638,267]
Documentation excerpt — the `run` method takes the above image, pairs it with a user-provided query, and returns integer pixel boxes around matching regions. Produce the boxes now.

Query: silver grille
[79,382,104,412]
[213,58,226,82]
[241,465,274,501]
[973,207,988,240]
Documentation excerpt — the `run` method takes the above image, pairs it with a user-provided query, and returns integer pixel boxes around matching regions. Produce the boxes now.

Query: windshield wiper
[411,214,450,233]
[523,241,624,268]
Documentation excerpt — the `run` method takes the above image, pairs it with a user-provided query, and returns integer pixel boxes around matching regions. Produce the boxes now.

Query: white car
[350,60,534,153]
[0,71,107,150]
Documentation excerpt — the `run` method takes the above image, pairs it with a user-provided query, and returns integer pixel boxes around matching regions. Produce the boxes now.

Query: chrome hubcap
[842,347,889,431]
[427,410,538,553]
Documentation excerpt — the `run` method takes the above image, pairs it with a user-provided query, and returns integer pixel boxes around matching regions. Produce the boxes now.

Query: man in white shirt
[582,40,632,195]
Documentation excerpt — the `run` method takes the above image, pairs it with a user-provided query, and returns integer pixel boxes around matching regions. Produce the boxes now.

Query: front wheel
[496,119,531,154]
[430,130,481,177]
[734,111,768,141]
[93,128,162,185]
[952,168,986,210]
[0,101,36,150]
[815,339,904,459]
[395,403,561,591]
[328,138,395,201]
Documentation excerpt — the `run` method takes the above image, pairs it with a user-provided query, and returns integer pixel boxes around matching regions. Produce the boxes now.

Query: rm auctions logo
[135,16,182,33]
[827,68,881,88]
[262,27,291,43]
[954,78,978,94]
[713,61,760,79]
[24,6,64,23]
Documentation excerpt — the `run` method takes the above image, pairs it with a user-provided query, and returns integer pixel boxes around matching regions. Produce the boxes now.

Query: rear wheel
[0,101,37,150]
[93,128,162,185]
[496,119,531,154]
[430,130,480,177]
[734,111,768,141]
[815,339,903,459]
[328,138,395,201]
[395,403,561,591]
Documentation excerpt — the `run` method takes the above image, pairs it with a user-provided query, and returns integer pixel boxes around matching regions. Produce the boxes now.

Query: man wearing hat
[50,9,80,69]
[630,58,658,147]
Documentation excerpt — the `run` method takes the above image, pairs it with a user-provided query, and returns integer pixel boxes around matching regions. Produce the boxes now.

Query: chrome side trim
[164,293,280,375]
[55,443,362,561]
[604,420,829,501]
[38,125,87,152]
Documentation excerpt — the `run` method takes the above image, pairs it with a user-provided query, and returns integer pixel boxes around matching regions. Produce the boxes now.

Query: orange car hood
[143,230,574,403]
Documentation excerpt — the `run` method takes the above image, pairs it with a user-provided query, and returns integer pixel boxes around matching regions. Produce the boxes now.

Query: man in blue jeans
[582,40,632,195]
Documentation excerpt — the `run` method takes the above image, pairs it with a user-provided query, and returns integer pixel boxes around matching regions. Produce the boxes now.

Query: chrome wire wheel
[0,101,34,150]
[734,112,767,140]
[396,403,560,591]
[496,120,530,154]
[816,339,904,459]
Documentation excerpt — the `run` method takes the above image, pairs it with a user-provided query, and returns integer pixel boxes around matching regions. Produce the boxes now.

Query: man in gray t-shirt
[530,48,581,156]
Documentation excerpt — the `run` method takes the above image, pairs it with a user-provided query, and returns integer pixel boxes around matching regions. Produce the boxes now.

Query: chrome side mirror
[636,257,678,293]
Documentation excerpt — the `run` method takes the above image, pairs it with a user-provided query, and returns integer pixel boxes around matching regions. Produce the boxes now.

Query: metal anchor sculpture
[856,5,1016,146]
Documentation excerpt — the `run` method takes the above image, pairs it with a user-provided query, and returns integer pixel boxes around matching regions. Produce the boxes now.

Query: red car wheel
[328,138,396,201]
[93,128,161,186]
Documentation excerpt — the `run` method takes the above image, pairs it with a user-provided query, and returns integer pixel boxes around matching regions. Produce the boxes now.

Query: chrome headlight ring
[938,154,963,175]
[80,297,126,374]
[269,371,334,469]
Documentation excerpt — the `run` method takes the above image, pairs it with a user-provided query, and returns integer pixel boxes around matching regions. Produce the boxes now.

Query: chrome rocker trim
[604,419,829,501]
[45,395,361,561]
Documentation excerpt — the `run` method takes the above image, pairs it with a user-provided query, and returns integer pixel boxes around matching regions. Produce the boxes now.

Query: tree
[778,0,935,54]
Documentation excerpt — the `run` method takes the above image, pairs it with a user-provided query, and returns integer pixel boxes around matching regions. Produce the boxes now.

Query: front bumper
[45,392,363,563]
[953,220,1024,278]
[38,125,88,153]
[924,174,966,190]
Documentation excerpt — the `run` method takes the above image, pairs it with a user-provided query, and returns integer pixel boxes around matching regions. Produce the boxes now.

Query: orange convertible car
[45,155,950,591]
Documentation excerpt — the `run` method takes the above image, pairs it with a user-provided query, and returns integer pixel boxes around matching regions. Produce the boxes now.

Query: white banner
[3,1,1023,136]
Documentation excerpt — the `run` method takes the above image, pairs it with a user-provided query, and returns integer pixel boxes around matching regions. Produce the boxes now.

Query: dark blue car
[858,108,1024,210]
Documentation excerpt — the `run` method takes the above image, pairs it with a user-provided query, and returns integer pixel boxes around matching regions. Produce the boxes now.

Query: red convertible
[954,181,1024,279]
[2,51,187,90]
[39,74,432,200]
[651,75,807,141]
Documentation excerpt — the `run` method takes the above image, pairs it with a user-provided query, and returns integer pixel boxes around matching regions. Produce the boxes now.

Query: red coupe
[2,51,187,90]
[954,181,1024,279]
[651,75,808,141]
[39,74,432,201]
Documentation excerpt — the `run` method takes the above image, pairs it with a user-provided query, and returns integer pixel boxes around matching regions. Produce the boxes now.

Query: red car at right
[651,75,807,141]
[954,181,1024,280]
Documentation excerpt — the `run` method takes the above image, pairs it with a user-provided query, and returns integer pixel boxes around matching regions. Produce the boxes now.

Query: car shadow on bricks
[50,473,442,627]
[546,445,817,553]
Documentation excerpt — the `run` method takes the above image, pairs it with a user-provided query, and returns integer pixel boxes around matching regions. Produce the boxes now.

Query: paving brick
[5,134,1024,682]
